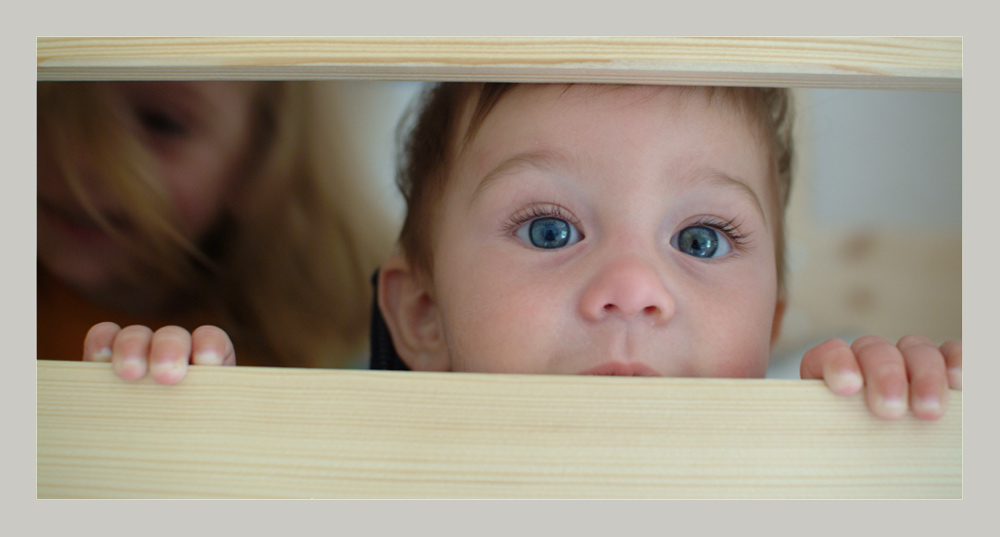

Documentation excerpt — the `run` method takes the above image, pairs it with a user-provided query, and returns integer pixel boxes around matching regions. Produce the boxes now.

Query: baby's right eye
[515,217,583,249]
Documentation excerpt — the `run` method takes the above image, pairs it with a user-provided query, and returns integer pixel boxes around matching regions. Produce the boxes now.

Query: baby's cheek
[703,333,771,379]
[443,303,515,373]
[715,354,770,378]
[446,297,551,374]
[702,293,775,379]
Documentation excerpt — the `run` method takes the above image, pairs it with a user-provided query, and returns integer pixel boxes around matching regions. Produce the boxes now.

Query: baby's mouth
[580,361,662,376]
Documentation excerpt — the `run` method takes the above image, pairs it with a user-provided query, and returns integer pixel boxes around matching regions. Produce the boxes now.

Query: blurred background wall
[771,88,962,378]
[323,82,962,378]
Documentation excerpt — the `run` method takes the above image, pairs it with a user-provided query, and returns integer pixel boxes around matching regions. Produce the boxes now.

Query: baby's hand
[83,322,236,385]
[800,335,961,420]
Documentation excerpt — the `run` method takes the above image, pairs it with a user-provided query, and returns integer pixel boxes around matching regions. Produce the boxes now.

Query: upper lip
[580,361,662,376]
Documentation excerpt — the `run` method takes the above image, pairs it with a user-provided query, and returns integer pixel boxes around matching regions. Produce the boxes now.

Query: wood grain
[36,36,961,90]
[36,360,961,499]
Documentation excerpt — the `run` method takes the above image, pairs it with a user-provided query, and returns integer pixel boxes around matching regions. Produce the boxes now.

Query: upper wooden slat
[36,36,962,90]
[37,360,962,499]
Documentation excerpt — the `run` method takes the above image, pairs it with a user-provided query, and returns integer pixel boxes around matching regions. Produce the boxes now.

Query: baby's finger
[800,338,864,395]
[897,335,949,420]
[110,325,154,381]
[939,340,962,390]
[148,326,193,385]
[852,336,908,420]
[190,325,237,366]
[83,322,121,362]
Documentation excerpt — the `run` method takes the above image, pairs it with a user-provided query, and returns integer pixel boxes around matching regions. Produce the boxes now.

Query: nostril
[603,303,661,317]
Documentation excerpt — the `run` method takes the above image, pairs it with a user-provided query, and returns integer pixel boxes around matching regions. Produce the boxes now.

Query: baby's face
[427,85,782,377]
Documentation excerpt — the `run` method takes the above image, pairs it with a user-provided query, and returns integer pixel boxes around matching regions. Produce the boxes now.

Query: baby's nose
[578,256,675,325]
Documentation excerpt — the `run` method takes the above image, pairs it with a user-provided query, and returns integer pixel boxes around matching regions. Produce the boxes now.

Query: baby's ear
[377,254,450,371]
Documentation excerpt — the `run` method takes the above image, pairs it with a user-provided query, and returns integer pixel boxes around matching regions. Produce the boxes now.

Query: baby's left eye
[515,217,583,249]
[672,225,731,258]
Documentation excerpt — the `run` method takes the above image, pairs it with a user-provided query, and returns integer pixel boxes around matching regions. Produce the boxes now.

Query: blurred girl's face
[38,81,261,298]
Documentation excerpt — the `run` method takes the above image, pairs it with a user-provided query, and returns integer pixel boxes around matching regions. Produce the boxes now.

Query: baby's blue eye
[517,217,582,249]
[674,225,731,258]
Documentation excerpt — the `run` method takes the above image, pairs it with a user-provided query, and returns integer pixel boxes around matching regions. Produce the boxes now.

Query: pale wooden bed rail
[37,36,961,90]
[36,361,961,499]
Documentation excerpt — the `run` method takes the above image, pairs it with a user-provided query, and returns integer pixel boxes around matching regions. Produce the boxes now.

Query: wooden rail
[37,360,961,499]
[36,36,961,90]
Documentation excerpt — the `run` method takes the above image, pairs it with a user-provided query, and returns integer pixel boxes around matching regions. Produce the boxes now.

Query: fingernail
[150,358,186,385]
[828,370,863,395]
[115,356,144,379]
[878,395,907,418]
[150,359,180,376]
[92,347,112,362]
[913,395,942,415]
[948,367,962,390]
[193,351,223,366]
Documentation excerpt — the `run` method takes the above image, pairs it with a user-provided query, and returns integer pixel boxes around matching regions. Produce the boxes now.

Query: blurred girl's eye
[136,107,189,138]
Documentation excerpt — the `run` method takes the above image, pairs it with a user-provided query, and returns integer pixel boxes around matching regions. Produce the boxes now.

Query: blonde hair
[38,81,396,368]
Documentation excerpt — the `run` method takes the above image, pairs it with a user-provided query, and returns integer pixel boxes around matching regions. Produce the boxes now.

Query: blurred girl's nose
[578,256,675,325]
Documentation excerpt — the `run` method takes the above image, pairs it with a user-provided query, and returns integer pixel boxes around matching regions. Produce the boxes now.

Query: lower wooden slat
[36,360,961,498]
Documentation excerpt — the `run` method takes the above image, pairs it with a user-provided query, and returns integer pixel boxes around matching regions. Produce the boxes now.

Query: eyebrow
[470,150,571,204]
[470,151,769,227]
[692,169,768,226]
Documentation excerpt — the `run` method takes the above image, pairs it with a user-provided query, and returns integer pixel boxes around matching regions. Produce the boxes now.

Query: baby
[84,83,961,421]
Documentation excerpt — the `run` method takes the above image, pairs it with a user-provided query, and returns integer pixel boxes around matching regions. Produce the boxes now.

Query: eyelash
[501,204,582,235]
[688,216,752,251]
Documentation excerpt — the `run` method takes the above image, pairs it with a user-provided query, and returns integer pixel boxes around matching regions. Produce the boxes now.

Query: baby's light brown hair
[395,83,794,292]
